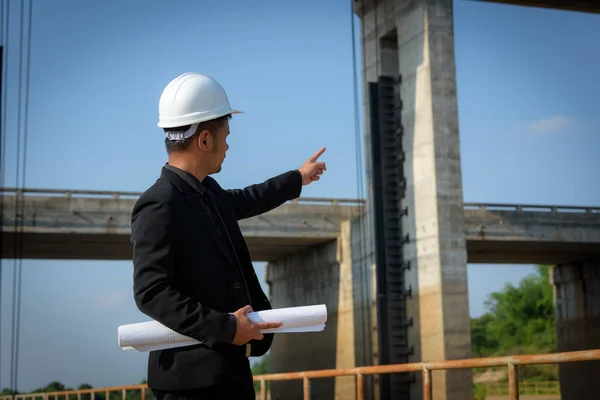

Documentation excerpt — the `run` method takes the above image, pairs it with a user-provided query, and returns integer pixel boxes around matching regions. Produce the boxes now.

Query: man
[130,72,326,399]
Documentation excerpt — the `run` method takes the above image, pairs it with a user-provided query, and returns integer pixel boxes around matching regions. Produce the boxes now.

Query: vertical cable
[13,0,33,392]
[0,0,6,390]
[349,0,365,366]
[10,0,25,394]
[351,0,375,374]
[359,0,373,373]
[10,0,32,394]
[374,0,379,77]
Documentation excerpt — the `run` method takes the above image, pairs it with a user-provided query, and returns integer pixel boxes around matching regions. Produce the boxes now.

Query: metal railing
[464,202,600,214]
[0,384,149,400]
[2,349,599,400]
[250,349,600,400]
[0,187,365,206]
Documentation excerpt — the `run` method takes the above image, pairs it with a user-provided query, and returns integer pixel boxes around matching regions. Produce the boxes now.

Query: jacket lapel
[161,167,231,262]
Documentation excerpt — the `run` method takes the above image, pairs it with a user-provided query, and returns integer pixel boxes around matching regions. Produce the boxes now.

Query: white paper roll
[118,304,327,352]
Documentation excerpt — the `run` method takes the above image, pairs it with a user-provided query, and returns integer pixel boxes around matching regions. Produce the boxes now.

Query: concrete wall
[357,1,472,399]
[552,258,600,400]
[265,213,380,400]
[266,219,368,399]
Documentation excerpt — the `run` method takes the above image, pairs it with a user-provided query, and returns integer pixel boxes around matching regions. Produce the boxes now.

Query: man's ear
[197,129,211,151]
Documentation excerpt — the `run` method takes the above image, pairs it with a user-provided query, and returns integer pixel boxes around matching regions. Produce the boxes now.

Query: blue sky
[1,0,599,392]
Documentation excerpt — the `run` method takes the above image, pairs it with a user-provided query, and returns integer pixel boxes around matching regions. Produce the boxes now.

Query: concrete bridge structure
[2,187,600,400]
[1,188,599,264]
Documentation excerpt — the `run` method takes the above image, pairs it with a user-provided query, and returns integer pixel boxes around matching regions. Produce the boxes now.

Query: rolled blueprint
[118,304,327,352]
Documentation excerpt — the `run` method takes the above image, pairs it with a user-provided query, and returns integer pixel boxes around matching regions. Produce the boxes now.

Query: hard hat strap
[165,123,199,141]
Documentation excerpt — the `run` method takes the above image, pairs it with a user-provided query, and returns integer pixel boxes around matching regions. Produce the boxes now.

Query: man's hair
[164,114,231,154]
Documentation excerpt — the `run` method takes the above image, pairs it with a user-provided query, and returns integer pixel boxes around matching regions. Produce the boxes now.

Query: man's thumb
[242,305,253,314]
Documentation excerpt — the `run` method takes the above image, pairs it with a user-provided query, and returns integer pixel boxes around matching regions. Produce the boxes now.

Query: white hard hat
[157,72,242,131]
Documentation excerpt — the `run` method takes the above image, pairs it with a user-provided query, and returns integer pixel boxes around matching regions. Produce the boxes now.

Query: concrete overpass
[1,188,599,263]
[0,188,362,262]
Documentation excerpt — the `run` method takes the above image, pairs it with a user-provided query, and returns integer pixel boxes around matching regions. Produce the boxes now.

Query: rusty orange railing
[1,349,599,400]
[0,385,149,400]
[251,349,600,400]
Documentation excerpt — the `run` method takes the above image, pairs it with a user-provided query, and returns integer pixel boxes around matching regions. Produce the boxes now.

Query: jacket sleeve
[226,169,302,220]
[131,197,236,348]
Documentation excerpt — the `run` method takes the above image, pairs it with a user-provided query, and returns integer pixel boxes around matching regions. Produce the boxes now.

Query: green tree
[471,265,558,380]
[484,265,555,354]
[77,384,93,390]
[471,313,499,357]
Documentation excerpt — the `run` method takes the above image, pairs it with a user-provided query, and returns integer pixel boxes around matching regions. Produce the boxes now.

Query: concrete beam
[474,0,600,14]
[353,0,600,17]
[464,204,600,264]
[0,189,362,262]
[1,190,599,263]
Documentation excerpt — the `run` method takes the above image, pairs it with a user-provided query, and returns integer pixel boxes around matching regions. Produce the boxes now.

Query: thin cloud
[519,115,574,135]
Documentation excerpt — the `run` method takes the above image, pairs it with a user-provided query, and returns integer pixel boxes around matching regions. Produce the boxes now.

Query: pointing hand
[298,147,327,186]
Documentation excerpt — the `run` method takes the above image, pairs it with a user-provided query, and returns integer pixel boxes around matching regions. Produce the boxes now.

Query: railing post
[508,363,519,400]
[259,380,266,400]
[302,377,310,400]
[422,368,432,400]
[356,373,364,400]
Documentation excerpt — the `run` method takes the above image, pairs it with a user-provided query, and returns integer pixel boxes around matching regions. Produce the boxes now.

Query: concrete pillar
[552,258,600,400]
[266,220,364,400]
[357,1,472,399]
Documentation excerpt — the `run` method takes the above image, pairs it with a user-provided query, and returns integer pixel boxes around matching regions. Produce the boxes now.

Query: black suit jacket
[130,166,302,390]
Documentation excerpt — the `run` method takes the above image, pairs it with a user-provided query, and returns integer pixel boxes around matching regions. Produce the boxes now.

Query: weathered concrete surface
[464,204,600,264]
[476,0,600,14]
[355,0,600,16]
[357,0,472,398]
[552,258,600,400]
[265,220,358,400]
[0,190,361,262]
[3,191,599,263]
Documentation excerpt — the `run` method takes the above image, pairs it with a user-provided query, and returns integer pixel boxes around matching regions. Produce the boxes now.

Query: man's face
[208,119,230,174]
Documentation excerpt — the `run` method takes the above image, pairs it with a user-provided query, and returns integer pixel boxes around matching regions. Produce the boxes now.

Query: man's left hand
[298,147,327,186]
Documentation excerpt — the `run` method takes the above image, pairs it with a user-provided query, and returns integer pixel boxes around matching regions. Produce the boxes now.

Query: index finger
[309,147,326,162]
[256,321,284,330]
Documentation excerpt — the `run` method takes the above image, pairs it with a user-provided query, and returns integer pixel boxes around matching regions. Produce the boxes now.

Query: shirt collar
[164,164,207,195]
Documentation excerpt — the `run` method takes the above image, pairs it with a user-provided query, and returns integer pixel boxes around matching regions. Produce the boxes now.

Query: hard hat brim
[158,108,243,129]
